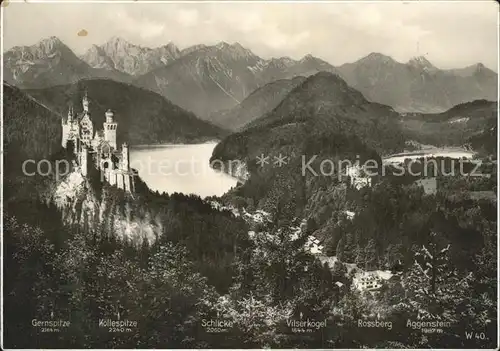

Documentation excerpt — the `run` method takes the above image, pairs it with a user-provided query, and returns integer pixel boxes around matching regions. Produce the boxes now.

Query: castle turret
[105,109,114,123]
[80,143,89,176]
[103,109,117,150]
[121,142,129,171]
[82,90,89,112]
[121,142,133,192]
[61,105,73,148]
[67,105,74,122]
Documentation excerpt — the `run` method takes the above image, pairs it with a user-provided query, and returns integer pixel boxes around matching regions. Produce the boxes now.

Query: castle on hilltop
[61,92,135,192]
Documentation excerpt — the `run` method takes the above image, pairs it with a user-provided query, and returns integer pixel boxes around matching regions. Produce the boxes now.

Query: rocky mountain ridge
[4,36,130,88]
[81,36,181,76]
[4,36,497,123]
[336,52,497,113]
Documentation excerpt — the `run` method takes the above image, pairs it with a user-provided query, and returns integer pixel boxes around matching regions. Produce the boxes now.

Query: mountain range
[133,42,264,119]
[4,36,498,124]
[4,37,131,88]
[132,43,340,119]
[81,36,181,76]
[337,53,497,113]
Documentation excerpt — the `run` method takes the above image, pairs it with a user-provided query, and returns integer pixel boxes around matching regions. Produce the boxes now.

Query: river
[129,142,238,198]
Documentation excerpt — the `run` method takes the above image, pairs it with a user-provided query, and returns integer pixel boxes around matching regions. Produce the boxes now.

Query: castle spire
[82,89,89,112]
[67,104,74,121]
[121,142,129,171]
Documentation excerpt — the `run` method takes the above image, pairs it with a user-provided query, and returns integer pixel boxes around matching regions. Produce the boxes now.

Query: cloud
[111,8,166,39]
[177,8,199,27]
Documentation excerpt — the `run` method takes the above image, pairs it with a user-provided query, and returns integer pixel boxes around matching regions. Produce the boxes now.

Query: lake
[130,142,238,198]
[383,147,475,165]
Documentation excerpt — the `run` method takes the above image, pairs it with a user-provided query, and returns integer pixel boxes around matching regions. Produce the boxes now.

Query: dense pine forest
[3,142,498,348]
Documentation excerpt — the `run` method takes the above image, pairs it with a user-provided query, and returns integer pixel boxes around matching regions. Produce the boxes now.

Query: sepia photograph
[1,0,498,349]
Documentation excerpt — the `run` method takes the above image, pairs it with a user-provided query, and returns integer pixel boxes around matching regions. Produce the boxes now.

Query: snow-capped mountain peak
[213,41,255,60]
[107,36,131,46]
[39,36,64,48]
[355,52,397,66]
[81,36,181,76]
[216,41,230,50]
[408,55,435,70]
[300,54,315,62]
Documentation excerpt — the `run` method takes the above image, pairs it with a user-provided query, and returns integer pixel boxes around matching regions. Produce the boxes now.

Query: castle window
[101,159,112,169]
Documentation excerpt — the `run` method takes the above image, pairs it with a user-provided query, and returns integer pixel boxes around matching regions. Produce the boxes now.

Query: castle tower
[61,105,74,148]
[121,142,129,171]
[82,90,89,112]
[67,105,74,123]
[103,109,117,150]
[120,142,133,192]
[80,143,89,176]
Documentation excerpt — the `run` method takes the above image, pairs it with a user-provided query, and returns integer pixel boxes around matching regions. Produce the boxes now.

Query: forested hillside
[399,99,497,150]
[24,79,226,145]
[211,72,405,213]
[211,76,307,130]
[3,83,62,174]
[207,71,497,348]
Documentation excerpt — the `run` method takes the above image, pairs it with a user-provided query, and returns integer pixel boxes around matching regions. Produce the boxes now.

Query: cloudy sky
[3,0,498,69]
